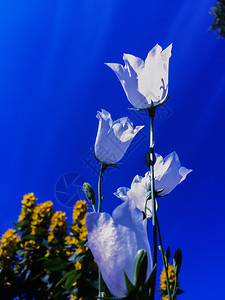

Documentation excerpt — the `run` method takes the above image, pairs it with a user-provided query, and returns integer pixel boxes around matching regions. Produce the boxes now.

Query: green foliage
[210,0,225,38]
[0,194,98,299]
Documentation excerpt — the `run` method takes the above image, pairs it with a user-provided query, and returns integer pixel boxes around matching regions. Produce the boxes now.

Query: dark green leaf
[144,263,156,290]
[64,270,81,289]
[44,257,68,271]
[13,222,23,228]
[173,248,182,275]
[123,270,135,293]
[165,246,171,267]
[21,234,38,242]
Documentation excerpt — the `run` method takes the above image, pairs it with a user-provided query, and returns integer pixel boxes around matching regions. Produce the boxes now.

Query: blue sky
[0,0,224,299]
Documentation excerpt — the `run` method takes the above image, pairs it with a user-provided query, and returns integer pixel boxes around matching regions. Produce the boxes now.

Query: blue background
[0,0,224,298]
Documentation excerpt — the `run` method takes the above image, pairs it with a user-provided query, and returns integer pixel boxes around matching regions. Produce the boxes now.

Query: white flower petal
[94,110,144,164]
[131,174,144,186]
[106,44,172,108]
[86,200,152,298]
[106,61,149,109]
[155,152,192,196]
[115,151,191,215]
[161,44,172,73]
[123,53,144,76]
[138,44,168,105]
[114,187,130,202]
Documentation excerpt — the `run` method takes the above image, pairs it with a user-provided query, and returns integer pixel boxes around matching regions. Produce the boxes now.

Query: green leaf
[64,270,81,289]
[133,249,148,287]
[145,264,156,291]
[123,270,135,293]
[56,270,80,288]
[173,248,182,275]
[44,257,68,271]
[13,222,23,228]
[21,234,38,242]
[165,246,171,267]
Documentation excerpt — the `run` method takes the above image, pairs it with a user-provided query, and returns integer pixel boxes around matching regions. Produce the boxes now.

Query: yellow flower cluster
[70,296,83,300]
[160,264,179,299]
[18,193,37,222]
[21,240,40,250]
[162,295,177,300]
[48,211,68,242]
[31,201,54,235]
[71,200,88,254]
[0,229,20,259]
[73,200,88,223]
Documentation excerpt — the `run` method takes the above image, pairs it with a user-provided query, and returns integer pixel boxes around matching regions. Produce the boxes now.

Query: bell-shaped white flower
[86,199,152,298]
[115,152,192,218]
[106,44,172,109]
[94,109,144,165]
[153,151,192,195]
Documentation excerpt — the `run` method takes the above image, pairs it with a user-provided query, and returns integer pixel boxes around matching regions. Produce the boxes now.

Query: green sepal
[133,249,148,287]
[123,270,135,293]
[176,288,185,295]
[155,95,170,108]
[145,152,151,168]
[173,248,182,275]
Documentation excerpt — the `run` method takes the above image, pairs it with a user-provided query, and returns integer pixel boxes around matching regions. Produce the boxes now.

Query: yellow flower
[71,200,88,253]
[45,249,51,258]
[21,193,37,207]
[48,211,68,242]
[162,296,177,300]
[73,200,88,223]
[160,264,179,298]
[75,261,82,270]
[30,201,54,235]
[23,240,40,250]
[0,229,20,259]
[18,193,37,230]
[70,296,83,300]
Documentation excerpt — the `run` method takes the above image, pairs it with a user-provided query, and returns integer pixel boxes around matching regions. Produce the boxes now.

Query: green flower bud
[133,249,148,287]
[83,182,95,205]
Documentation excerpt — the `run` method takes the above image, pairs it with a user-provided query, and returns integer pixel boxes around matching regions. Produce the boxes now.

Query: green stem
[156,216,172,300]
[172,276,177,300]
[98,164,105,213]
[92,204,96,212]
[97,163,107,298]
[147,108,157,299]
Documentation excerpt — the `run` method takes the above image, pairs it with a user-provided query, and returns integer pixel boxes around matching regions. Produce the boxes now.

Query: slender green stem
[172,275,178,300]
[98,164,104,213]
[92,204,96,212]
[147,108,157,299]
[156,216,172,300]
[97,163,107,298]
